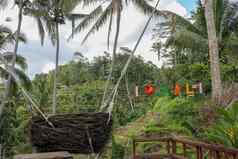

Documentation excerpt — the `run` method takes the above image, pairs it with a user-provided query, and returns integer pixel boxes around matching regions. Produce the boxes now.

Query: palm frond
[66,13,88,38]
[36,17,45,45]
[165,29,208,53]
[68,5,103,40]
[66,13,88,20]
[61,0,83,13]
[1,52,28,70]
[0,66,31,91]
[44,19,56,45]
[191,1,207,37]
[107,10,113,50]
[131,0,160,15]
[160,10,206,38]
[14,68,32,91]
[16,55,28,70]
[81,3,113,44]
[215,0,229,40]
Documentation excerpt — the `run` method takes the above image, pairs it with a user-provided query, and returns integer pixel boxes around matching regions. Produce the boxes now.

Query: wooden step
[14,151,73,159]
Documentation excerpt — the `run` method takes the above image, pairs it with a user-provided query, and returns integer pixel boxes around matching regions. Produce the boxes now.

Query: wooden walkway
[14,151,73,159]
[132,136,238,159]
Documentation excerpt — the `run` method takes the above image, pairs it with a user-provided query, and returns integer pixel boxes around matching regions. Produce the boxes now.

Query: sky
[0,0,197,78]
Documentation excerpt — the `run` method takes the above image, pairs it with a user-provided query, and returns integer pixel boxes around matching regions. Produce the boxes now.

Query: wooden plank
[14,151,73,159]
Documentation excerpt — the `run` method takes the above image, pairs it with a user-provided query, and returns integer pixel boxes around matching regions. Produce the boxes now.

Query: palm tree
[0,24,29,119]
[204,0,222,104]
[0,0,42,119]
[153,0,238,104]
[69,0,160,107]
[0,53,30,159]
[153,0,238,65]
[0,25,30,159]
[31,0,86,114]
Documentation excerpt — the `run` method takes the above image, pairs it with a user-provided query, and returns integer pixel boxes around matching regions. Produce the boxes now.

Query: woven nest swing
[29,112,112,154]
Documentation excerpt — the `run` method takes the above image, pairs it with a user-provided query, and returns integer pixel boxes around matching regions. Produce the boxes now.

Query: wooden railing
[132,137,238,159]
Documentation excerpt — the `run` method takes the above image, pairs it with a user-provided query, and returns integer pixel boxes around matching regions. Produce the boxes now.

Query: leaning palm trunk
[52,23,60,114]
[0,3,23,159]
[204,0,222,104]
[0,1,23,118]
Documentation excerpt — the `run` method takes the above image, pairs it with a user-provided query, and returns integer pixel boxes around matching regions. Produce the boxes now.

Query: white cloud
[0,0,188,77]
[163,1,187,16]
[42,62,55,74]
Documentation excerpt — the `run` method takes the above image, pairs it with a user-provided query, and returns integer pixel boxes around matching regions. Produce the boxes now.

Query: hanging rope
[102,0,161,114]
[0,53,54,127]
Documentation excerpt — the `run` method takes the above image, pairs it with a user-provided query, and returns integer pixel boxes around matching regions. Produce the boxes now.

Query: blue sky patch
[178,0,197,13]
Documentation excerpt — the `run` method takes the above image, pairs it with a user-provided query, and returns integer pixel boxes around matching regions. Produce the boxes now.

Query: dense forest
[0,0,238,159]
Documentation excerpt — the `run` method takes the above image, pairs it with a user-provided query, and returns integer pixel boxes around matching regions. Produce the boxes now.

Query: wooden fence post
[133,140,136,159]
[172,141,176,155]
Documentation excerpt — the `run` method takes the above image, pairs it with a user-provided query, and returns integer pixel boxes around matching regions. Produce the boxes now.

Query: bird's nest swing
[2,0,160,155]
[30,112,112,154]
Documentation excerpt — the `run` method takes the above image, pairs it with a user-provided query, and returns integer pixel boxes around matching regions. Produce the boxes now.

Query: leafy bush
[205,104,238,148]
[111,137,125,159]
[152,97,204,137]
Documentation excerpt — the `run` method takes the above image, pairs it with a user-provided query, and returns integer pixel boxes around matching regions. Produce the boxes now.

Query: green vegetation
[1,0,238,158]
[206,104,238,148]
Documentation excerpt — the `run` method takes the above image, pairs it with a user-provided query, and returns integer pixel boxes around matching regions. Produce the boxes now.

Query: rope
[105,0,161,114]
[0,53,54,128]
[86,126,95,154]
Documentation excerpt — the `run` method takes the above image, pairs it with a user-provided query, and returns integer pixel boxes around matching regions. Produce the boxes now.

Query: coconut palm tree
[69,0,160,107]
[153,0,238,104]
[154,0,238,64]
[0,0,43,118]
[0,25,30,159]
[0,53,30,159]
[30,0,86,114]
[0,24,29,118]
[204,0,222,104]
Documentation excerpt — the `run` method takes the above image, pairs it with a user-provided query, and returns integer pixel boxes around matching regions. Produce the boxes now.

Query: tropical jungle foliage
[1,0,238,158]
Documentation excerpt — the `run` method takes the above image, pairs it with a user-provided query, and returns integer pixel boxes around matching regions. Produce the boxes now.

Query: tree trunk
[100,2,121,109]
[0,2,23,158]
[0,1,23,118]
[204,0,222,104]
[52,23,60,114]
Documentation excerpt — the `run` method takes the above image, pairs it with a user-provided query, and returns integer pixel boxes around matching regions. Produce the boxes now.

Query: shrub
[152,97,203,137]
[111,137,125,159]
[205,104,238,148]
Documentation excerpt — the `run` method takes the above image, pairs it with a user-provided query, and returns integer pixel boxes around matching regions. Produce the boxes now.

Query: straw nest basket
[30,112,112,154]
